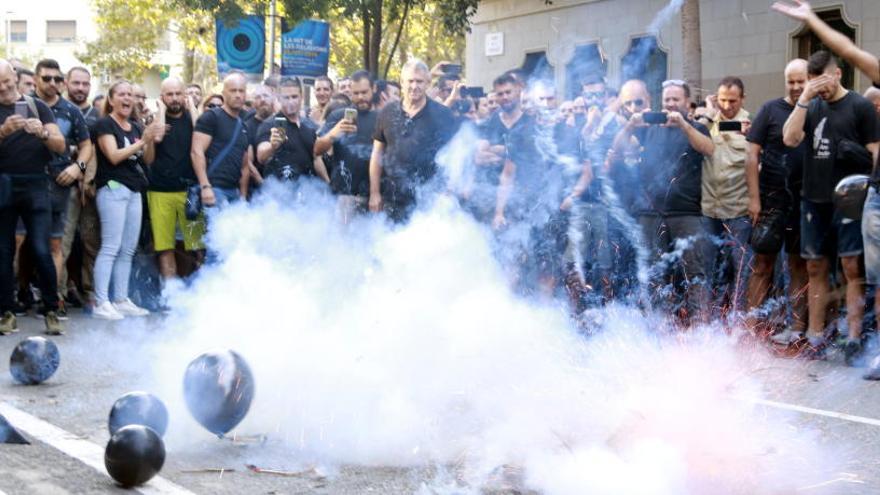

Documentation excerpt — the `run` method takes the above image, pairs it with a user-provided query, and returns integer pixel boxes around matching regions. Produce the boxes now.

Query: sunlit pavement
[1,310,879,494]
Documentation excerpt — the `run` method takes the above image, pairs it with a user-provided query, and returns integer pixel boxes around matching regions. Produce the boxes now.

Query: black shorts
[800,198,863,259]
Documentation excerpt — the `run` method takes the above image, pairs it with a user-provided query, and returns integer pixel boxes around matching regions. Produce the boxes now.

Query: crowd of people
[0,0,879,375]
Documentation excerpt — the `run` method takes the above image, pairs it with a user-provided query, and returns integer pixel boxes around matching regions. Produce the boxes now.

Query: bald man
[744,59,809,345]
[191,72,252,209]
[144,77,205,280]
[0,59,66,334]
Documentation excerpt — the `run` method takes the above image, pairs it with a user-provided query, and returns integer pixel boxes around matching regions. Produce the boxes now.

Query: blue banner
[281,20,330,78]
[216,16,265,80]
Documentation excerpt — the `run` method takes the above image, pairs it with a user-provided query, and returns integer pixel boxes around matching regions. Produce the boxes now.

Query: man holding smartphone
[695,77,753,318]
[611,79,715,325]
[315,70,378,219]
[256,77,320,183]
[0,59,66,334]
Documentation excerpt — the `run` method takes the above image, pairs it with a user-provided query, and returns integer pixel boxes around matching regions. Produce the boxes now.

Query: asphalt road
[2,310,880,494]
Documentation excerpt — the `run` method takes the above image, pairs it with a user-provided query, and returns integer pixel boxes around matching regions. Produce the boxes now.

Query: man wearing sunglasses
[612,78,715,325]
[31,59,91,319]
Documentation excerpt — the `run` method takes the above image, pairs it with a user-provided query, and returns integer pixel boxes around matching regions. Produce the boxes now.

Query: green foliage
[78,0,171,81]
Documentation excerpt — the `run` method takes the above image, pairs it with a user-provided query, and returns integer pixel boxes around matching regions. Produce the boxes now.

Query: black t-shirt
[194,107,249,190]
[319,107,378,196]
[747,98,805,206]
[580,115,621,201]
[244,112,271,148]
[42,97,90,173]
[634,121,710,216]
[94,116,148,192]
[0,96,56,176]
[148,113,194,192]
[802,91,880,203]
[479,111,535,189]
[373,99,455,187]
[256,116,316,181]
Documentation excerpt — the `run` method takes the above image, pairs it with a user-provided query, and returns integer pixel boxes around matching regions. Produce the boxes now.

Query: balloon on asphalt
[183,349,255,436]
[108,392,169,437]
[9,336,60,385]
[104,424,165,487]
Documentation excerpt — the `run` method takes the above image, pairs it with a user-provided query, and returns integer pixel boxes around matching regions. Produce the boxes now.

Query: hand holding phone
[718,121,742,132]
[344,108,358,124]
[14,101,28,118]
[642,111,668,125]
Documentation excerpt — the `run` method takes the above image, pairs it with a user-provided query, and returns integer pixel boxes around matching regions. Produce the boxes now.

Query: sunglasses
[583,91,604,99]
[662,79,686,88]
[41,75,64,84]
[622,98,645,107]
[206,103,220,109]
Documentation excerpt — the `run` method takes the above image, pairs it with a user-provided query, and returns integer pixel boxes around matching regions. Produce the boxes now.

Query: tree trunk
[680,0,702,100]
[362,3,372,72]
[183,48,195,84]
[383,0,410,78]
[368,0,383,77]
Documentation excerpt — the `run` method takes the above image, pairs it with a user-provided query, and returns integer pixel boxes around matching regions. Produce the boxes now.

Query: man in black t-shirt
[744,58,809,344]
[32,59,92,318]
[145,77,204,279]
[315,70,378,220]
[0,59,67,334]
[369,59,455,223]
[243,84,274,188]
[191,72,252,208]
[611,79,716,325]
[256,77,320,184]
[781,51,880,358]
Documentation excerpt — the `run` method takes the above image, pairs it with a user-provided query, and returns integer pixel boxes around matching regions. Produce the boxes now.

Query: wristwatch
[201,184,212,190]
[77,161,86,173]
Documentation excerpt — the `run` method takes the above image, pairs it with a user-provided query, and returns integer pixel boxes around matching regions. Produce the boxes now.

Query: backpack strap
[23,95,39,119]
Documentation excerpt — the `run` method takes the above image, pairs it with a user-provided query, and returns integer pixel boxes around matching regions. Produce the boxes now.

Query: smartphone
[642,111,668,125]
[718,121,742,132]
[14,101,28,118]
[460,86,485,99]
[344,108,358,124]
[440,63,462,76]
[273,116,287,141]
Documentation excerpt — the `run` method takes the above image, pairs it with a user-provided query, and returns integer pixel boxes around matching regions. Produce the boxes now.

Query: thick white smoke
[138,179,846,494]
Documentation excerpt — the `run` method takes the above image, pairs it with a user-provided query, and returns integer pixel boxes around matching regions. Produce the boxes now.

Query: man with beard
[316,70,378,220]
[256,77,322,183]
[186,84,203,110]
[612,79,715,326]
[243,84,274,187]
[369,59,455,222]
[144,77,204,280]
[61,66,100,311]
[782,50,880,360]
[32,59,92,318]
[745,59,809,345]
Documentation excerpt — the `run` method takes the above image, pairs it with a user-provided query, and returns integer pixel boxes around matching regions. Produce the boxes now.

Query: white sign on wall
[485,32,504,57]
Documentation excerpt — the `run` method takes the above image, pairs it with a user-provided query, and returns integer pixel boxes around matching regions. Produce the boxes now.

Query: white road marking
[0,402,196,495]
[736,395,880,428]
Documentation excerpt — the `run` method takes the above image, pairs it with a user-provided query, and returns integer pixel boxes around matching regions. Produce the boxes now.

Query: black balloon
[0,413,28,444]
[109,392,169,437]
[183,349,254,436]
[104,425,165,487]
[833,174,870,221]
[9,337,60,385]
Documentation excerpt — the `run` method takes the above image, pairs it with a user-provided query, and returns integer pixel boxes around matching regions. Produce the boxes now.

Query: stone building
[465,0,880,109]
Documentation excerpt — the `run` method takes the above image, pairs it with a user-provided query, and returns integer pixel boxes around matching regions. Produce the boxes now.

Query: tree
[680,0,702,98]
[78,0,171,81]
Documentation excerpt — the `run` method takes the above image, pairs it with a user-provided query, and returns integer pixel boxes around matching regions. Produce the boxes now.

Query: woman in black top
[92,80,161,320]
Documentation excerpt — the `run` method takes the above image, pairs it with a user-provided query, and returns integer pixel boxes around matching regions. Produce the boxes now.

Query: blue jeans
[705,216,753,314]
[863,188,880,285]
[0,178,58,313]
[95,184,142,305]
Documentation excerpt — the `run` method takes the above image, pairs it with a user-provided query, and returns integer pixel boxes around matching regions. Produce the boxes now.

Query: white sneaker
[771,328,803,345]
[113,299,150,317]
[93,301,124,320]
